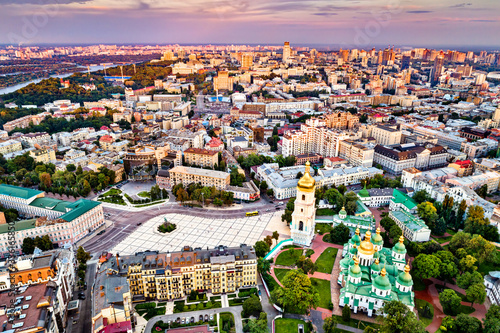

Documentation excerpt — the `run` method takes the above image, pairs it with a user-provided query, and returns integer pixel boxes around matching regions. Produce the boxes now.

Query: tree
[413,190,431,204]
[80,179,91,197]
[435,250,458,286]
[457,271,483,290]
[40,172,52,188]
[342,304,351,322]
[296,171,303,179]
[468,234,496,264]
[244,312,268,333]
[483,305,500,333]
[257,258,271,274]
[417,201,438,231]
[66,164,76,172]
[378,300,427,333]
[272,231,279,245]
[454,313,483,333]
[388,224,403,243]
[254,241,270,258]
[323,315,338,333]
[270,269,320,314]
[459,255,478,273]
[296,256,317,275]
[434,217,447,236]
[466,283,486,307]
[21,237,35,254]
[263,235,273,248]
[455,199,467,229]
[242,295,262,317]
[439,289,462,316]
[412,254,441,280]
[476,184,488,198]
[330,223,350,244]
[76,246,91,264]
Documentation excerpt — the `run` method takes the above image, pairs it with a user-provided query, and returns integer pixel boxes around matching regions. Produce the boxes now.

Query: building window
[299,221,304,231]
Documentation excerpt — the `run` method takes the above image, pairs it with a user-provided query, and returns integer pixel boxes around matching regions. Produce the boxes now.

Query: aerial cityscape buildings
[0,7,499,330]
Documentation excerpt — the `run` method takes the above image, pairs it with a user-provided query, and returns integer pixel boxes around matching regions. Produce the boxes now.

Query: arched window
[302,194,305,201]
[299,221,304,231]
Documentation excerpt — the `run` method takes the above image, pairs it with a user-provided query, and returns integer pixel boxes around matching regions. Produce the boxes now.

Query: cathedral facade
[338,228,415,316]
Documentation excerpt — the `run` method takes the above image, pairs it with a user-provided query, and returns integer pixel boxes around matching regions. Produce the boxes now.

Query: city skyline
[1,0,499,47]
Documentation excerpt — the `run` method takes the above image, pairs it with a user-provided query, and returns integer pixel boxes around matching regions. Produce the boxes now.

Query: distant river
[0,64,116,95]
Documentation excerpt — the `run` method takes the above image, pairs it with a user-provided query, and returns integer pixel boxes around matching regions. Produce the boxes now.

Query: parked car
[97,230,105,235]
[136,223,142,226]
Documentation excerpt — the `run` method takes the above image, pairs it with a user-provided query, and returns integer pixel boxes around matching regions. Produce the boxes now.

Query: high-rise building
[241,53,253,69]
[213,71,234,91]
[431,56,444,85]
[291,162,316,246]
[401,55,411,70]
[283,42,291,62]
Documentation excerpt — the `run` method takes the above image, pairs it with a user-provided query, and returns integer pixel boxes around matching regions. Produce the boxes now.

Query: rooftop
[0,184,43,200]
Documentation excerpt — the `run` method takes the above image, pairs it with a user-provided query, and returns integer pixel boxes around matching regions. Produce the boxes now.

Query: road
[144,306,244,333]
[82,200,282,256]
[66,262,96,333]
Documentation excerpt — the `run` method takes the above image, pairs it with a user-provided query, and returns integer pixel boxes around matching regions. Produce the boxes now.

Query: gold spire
[355,226,360,235]
[297,161,316,193]
[354,255,360,266]
[376,227,381,235]
[404,261,410,274]
[381,265,387,277]
[375,258,380,265]
[399,235,405,244]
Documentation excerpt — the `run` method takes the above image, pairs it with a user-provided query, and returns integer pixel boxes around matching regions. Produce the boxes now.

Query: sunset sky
[0,0,499,47]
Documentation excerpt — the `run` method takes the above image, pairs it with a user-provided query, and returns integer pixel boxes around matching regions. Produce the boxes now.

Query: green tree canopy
[270,269,320,314]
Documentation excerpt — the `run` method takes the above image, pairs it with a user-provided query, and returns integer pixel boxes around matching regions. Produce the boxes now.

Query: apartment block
[29,148,56,164]
[97,245,257,302]
[184,148,218,168]
[0,139,22,155]
[338,140,374,167]
[372,125,402,146]
[168,166,230,190]
[282,118,350,158]
[374,143,448,175]
[323,111,359,129]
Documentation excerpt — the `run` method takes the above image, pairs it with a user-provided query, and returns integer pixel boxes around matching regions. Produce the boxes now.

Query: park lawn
[219,312,235,333]
[316,208,335,216]
[311,278,331,309]
[275,249,303,266]
[478,251,500,275]
[275,318,310,333]
[101,188,121,196]
[433,236,452,244]
[138,191,151,198]
[274,268,290,283]
[262,272,280,292]
[446,228,457,236]
[415,299,434,327]
[315,247,338,274]
[315,223,333,235]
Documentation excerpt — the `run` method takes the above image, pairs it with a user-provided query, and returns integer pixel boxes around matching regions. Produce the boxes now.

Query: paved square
[111,212,276,255]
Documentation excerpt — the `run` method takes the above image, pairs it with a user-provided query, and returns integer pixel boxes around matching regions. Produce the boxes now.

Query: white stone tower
[291,161,316,246]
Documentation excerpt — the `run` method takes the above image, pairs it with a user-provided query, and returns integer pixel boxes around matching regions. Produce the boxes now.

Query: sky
[0,0,499,48]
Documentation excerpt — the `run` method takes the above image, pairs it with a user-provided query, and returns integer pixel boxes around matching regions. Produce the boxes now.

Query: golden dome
[358,230,375,256]
[297,161,316,193]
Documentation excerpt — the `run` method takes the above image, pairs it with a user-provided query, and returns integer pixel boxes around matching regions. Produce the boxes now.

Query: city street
[65,262,96,333]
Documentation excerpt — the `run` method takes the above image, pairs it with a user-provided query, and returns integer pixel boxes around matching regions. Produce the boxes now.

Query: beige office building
[372,125,402,146]
[169,166,230,190]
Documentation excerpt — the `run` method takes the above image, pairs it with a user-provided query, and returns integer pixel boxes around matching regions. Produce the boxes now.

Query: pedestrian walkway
[221,294,229,308]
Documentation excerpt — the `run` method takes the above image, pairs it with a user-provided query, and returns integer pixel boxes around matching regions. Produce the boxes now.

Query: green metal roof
[0,184,43,200]
[397,271,414,287]
[0,219,37,234]
[373,274,392,290]
[358,185,370,198]
[390,210,429,233]
[59,199,101,222]
[30,197,71,213]
[391,189,417,210]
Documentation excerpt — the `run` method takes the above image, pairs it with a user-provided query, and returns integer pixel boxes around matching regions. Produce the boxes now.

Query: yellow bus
[246,211,259,217]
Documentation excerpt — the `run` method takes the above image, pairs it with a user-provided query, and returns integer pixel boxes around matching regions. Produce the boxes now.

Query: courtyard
[111,212,275,254]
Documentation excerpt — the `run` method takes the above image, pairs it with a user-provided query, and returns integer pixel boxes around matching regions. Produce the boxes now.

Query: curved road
[83,201,282,256]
